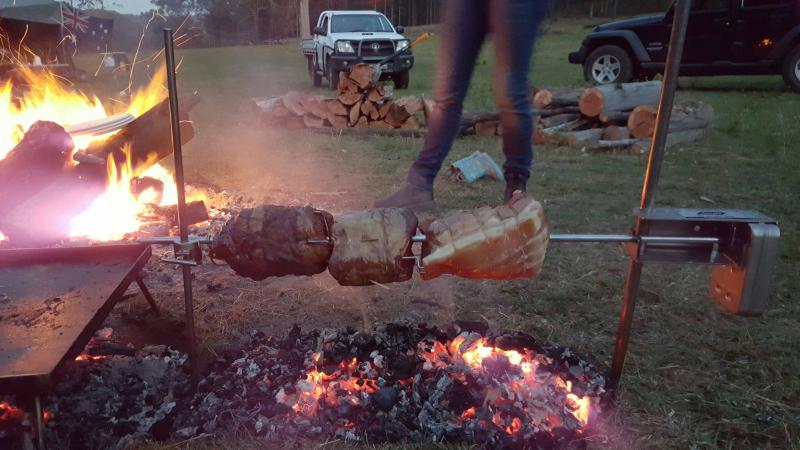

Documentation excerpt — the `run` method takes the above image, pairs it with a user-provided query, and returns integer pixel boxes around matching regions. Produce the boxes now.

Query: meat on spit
[421,192,549,280]
[210,193,549,284]
[327,208,418,286]
[210,205,333,280]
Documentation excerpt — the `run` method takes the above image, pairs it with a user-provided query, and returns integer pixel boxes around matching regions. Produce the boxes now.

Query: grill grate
[359,40,394,57]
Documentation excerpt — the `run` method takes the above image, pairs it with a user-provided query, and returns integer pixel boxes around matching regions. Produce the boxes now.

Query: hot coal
[173,321,608,448]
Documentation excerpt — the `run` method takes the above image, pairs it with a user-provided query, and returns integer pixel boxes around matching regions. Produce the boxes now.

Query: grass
[71,18,799,449]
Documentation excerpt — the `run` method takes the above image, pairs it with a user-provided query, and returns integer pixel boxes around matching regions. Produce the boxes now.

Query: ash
[174,321,608,449]
[1,338,189,450]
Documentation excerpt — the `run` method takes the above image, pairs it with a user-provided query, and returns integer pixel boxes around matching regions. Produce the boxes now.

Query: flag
[61,4,90,34]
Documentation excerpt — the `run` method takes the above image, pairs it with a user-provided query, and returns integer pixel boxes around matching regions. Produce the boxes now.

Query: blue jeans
[407,0,549,190]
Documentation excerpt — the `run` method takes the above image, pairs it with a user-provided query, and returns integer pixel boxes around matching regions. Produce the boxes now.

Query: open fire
[0,64,202,243]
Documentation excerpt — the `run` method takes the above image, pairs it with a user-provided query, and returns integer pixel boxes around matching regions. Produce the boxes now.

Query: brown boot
[504,175,528,203]
[375,183,436,212]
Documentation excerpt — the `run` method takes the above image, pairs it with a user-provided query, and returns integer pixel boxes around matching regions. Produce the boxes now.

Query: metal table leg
[135,276,160,314]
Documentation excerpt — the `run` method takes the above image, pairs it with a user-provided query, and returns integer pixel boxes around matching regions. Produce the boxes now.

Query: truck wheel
[308,57,322,87]
[782,44,800,93]
[394,71,410,89]
[327,62,340,91]
[584,45,634,85]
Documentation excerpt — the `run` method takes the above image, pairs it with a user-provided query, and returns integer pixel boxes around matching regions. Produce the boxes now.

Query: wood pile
[463,81,713,152]
[252,63,425,134]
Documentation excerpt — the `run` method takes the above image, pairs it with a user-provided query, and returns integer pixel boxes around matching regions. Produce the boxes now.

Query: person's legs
[405,0,489,191]
[490,0,549,197]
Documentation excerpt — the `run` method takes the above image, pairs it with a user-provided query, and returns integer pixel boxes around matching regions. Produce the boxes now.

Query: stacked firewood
[465,81,714,152]
[253,63,425,131]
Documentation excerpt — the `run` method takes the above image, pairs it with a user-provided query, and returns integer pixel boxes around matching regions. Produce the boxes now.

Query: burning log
[421,192,548,280]
[327,208,418,286]
[0,121,76,217]
[210,205,333,280]
[579,80,662,118]
[84,95,198,171]
[154,200,209,227]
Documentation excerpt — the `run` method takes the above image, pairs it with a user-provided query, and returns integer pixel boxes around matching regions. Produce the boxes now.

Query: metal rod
[639,0,692,212]
[164,28,199,388]
[136,276,160,314]
[34,395,44,450]
[608,0,693,393]
[412,233,719,245]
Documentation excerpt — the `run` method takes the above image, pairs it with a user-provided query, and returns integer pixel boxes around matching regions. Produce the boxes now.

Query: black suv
[568,0,800,91]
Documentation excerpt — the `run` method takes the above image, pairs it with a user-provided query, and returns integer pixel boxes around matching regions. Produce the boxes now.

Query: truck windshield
[331,15,394,33]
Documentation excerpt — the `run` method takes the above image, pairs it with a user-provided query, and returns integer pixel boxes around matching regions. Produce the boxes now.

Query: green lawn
[76,18,799,449]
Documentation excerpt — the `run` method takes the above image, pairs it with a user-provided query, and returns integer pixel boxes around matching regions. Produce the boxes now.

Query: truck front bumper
[330,54,414,75]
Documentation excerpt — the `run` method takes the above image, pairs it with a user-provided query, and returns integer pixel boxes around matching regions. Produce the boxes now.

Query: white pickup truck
[301,10,415,90]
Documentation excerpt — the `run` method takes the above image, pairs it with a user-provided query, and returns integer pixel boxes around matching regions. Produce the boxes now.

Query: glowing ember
[74,354,107,362]
[0,64,204,242]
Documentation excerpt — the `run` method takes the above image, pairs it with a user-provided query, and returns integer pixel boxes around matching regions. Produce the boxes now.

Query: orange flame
[75,354,107,361]
[1,64,203,241]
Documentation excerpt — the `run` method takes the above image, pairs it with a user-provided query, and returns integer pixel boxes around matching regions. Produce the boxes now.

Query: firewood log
[361,100,376,117]
[210,205,333,280]
[303,115,326,128]
[378,102,392,119]
[540,113,581,128]
[310,100,329,119]
[533,89,553,109]
[327,208,418,286]
[421,192,549,280]
[349,63,374,89]
[371,120,394,129]
[422,97,435,122]
[0,121,75,218]
[369,105,381,121]
[401,116,420,130]
[338,89,362,106]
[384,103,411,128]
[579,81,662,117]
[338,71,353,94]
[252,97,290,118]
[367,85,385,102]
[282,91,307,116]
[602,125,630,141]
[558,128,605,145]
[356,115,369,127]
[627,105,658,139]
[349,100,362,126]
[474,121,498,137]
[326,99,349,116]
[598,110,631,126]
[394,96,424,115]
[86,96,197,171]
[326,111,349,128]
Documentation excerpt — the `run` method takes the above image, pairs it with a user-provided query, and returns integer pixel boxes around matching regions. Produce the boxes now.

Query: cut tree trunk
[349,63,374,89]
[602,125,630,141]
[394,96,424,115]
[533,90,553,109]
[338,89,362,106]
[367,85,385,102]
[599,110,631,125]
[326,99,349,116]
[385,103,411,128]
[541,113,581,128]
[579,81,662,117]
[326,112,348,128]
[86,95,198,171]
[349,100,362,126]
[282,91,306,116]
[475,121,498,137]
[627,105,658,139]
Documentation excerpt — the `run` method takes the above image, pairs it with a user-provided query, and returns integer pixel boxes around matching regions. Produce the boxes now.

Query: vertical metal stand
[163,28,200,388]
[33,395,44,449]
[607,0,692,392]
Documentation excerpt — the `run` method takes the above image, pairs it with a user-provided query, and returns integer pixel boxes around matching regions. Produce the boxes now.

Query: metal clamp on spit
[137,236,214,266]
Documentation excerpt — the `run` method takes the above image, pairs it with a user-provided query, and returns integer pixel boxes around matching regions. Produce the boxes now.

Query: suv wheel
[782,44,800,93]
[584,45,634,85]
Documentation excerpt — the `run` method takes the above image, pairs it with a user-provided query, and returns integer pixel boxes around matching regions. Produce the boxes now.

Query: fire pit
[174,321,607,448]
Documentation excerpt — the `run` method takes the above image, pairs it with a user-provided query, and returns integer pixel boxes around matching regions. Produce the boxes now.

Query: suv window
[740,0,790,8]
[692,0,729,10]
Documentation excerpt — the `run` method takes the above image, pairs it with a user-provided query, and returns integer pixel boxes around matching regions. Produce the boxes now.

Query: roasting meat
[420,193,548,280]
[210,205,333,280]
[328,208,418,286]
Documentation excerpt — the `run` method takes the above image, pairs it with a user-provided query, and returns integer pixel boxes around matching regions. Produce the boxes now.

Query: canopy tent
[0,0,73,66]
